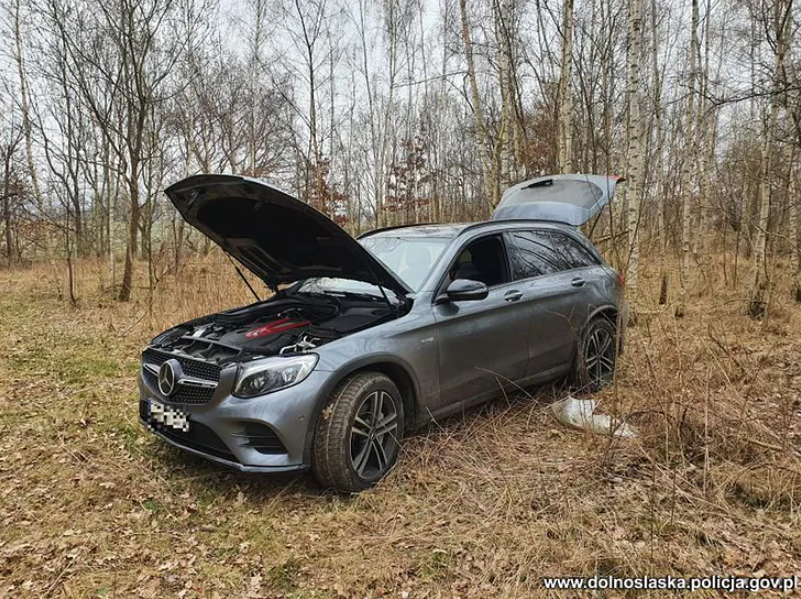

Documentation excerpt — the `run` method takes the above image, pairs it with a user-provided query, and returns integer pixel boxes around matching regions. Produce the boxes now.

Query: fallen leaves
[2,261,801,597]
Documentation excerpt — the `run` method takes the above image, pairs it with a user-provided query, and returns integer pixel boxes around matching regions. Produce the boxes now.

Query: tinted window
[549,232,598,269]
[447,235,510,287]
[504,230,562,280]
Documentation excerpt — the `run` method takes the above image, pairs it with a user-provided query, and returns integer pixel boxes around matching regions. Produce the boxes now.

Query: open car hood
[164,174,412,295]
[492,174,625,226]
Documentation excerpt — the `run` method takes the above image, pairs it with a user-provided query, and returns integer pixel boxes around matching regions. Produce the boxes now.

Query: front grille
[141,401,237,462]
[233,422,287,455]
[143,347,221,380]
[142,348,221,404]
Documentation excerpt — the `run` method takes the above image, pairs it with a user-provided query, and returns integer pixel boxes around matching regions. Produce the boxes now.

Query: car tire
[572,316,618,393]
[312,372,405,493]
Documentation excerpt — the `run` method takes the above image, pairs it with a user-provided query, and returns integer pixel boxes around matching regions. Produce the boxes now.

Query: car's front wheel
[312,372,404,492]
[572,316,618,393]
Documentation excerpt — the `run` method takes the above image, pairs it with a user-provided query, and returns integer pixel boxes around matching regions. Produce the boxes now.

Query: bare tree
[748,0,794,317]
[0,122,23,266]
[459,0,497,210]
[677,0,700,317]
[49,0,208,300]
[11,0,44,225]
[557,0,575,173]
[624,0,645,294]
[0,0,799,320]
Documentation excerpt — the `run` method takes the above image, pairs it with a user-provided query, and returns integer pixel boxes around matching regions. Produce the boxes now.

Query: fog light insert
[233,422,287,455]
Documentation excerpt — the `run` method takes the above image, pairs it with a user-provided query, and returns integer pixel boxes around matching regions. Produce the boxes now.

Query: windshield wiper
[298,289,387,303]
[336,291,389,303]
[292,290,338,301]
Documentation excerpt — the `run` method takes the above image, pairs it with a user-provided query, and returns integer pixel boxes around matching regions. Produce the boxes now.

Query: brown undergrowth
[1,250,799,597]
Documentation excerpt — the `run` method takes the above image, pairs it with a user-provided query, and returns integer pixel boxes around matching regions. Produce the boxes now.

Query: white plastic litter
[550,396,637,438]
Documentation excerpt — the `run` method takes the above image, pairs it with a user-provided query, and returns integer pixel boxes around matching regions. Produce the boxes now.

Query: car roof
[359,220,581,240]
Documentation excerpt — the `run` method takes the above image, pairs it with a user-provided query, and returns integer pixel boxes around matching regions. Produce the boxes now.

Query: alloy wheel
[350,390,399,480]
[585,326,615,386]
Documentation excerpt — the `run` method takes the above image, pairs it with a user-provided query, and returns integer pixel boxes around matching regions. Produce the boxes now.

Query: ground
[1,253,800,598]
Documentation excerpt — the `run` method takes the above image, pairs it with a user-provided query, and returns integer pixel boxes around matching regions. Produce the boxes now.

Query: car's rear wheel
[312,372,404,492]
[572,317,618,393]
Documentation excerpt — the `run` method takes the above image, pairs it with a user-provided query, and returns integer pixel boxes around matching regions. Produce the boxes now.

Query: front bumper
[139,366,333,472]
[141,422,308,473]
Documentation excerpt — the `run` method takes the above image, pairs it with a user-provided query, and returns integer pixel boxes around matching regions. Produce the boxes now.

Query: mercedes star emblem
[158,360,179,397]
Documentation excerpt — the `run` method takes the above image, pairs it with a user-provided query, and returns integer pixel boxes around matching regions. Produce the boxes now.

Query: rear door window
[504,230,563,281]
[549,231,599,269]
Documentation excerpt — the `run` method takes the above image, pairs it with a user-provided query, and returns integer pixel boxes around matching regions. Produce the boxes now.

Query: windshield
[360,236,449,291]
[295,235,449,298]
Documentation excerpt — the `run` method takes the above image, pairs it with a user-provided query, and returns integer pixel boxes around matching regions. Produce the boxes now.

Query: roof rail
[455,218,575,237]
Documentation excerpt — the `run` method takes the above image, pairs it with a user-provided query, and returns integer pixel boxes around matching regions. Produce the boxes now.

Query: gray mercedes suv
[140,173,626,492]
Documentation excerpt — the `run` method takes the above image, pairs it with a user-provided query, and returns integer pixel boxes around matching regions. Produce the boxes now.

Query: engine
[148,294,395,365]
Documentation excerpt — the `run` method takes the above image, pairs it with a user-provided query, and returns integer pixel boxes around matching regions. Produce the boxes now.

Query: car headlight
[233,354,318,398]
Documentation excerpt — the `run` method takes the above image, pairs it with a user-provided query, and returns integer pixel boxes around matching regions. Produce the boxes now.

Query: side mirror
[443,278,488,302]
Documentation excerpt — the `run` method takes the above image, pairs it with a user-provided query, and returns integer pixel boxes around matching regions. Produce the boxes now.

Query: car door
[503,229,583,377]
[547,229,608,332]
[433,234,530,410]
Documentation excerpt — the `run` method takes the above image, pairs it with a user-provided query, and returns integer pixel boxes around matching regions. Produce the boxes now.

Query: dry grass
[1,249,800,598]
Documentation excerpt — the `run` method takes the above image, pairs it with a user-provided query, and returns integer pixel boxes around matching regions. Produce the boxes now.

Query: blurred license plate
[147,399,190,432]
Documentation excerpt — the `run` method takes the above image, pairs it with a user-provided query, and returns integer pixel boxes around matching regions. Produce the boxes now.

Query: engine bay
[148,293,400,365]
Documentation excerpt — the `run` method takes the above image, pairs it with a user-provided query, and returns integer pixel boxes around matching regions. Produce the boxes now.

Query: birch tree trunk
[677,0,699,316]
[748,0,792,318]
[650,0,669,303]
[495,0,512,186]
[12,0,44,237]
[625,0,645,293]
[788,156,799,302]
[381,0,399,226]
[557,0,575,174]
[694,0,715,261]
[459,0,498,210]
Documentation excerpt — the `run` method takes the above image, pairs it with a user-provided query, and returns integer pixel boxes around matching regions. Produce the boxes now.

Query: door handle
[504,290,523,302]
[571,277,586,287]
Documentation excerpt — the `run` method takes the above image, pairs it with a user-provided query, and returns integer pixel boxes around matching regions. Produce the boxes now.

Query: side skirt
[420,363,571,425]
